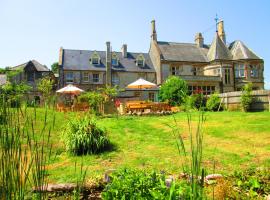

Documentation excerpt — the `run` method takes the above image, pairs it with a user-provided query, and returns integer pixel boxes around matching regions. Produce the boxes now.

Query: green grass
[29,109,270,183]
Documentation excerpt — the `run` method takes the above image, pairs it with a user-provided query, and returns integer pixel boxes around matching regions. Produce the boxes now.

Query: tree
[37,77,54,105]
[159,76,188,106]
[51,62,59,74]
[240,83,253,112]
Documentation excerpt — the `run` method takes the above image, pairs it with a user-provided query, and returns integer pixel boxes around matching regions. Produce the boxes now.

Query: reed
[170,111,206,199]
[0,94,54,199]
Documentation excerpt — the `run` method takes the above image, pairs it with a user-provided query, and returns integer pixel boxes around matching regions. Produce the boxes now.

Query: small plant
[206,93,222,111]
[62,117,111,155]
[102,168,189,199]
[240,83,253,112]
[37,76,55,106]
[227,167,270,199]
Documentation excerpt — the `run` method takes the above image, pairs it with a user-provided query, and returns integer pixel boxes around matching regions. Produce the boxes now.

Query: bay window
[235,64,245,78]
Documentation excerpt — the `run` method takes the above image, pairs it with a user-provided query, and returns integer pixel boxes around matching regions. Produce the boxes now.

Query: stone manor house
[58,20,264,99]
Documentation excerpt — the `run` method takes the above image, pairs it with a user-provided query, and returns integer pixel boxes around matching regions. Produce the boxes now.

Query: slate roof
[157,41,209,63]
[0,74,7,86]
[229,40,261,60]
[62,49,156,73]
[207,33,232,61]
[157,35,262,63]
[10,60,49,72]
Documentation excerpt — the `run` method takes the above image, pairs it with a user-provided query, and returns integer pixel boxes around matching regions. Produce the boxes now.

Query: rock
[205,174,223,180]
[33,183,77,192]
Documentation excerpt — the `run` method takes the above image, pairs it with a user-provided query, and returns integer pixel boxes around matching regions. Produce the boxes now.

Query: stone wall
[218,90,270,111]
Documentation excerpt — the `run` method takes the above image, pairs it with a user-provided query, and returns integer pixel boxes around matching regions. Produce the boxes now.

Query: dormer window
[136,54,145,67]
[90,51,100,65]
[111,52,119,66]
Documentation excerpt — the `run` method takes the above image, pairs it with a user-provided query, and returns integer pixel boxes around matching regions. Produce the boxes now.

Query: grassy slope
[31,108,270,183]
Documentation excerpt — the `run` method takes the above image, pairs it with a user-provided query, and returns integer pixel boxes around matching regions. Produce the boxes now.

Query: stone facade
[149,20,264,94]
[58,20,264,98]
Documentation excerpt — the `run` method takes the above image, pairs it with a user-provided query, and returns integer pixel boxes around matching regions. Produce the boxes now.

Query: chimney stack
[106,41,112,86]
[121,44,127,58]
[151,20,157,41]
[195,33,204,48]
[217,20,226,44]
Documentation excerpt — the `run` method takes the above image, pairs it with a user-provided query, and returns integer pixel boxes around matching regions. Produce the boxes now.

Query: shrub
[62,117,111,155]
[206,93,222,111]
[159,76,188,106]
[240,83,253,112]
[102,168,190,199]
[184,93,206,111]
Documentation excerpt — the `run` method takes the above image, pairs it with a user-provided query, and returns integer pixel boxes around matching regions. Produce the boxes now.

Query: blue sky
[0,0,269,88]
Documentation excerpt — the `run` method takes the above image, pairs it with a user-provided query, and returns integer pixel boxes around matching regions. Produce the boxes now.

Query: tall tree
[51,62,59,74]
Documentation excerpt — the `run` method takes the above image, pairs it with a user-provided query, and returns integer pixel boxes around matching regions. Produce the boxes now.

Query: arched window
[90,51,100,65]
[136,54,145,67]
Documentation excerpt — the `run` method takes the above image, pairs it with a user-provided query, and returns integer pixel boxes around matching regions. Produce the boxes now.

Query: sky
[0,0,269,89]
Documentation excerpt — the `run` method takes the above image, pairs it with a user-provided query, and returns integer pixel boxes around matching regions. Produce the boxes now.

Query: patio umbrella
[126,78,157,89]
[56,84,84,95]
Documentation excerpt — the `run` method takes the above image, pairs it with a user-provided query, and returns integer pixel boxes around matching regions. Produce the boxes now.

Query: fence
[218,90,270,111]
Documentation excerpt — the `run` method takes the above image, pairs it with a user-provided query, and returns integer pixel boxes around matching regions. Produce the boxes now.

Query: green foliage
[170,112,206,199]
[37,77,54,105]
[78,86,119,114]
[78,92,105,114]
[98,85,119,100]
[184,93,206,111]
[0,82,31,107]
[240,83,253,112]
[51,62,59,74]
[102,168,190,199]
[61,117,111,155]
[229,167,270,199]
[206,93,222,111]
[0,94,53,199]
[159,76,188,106]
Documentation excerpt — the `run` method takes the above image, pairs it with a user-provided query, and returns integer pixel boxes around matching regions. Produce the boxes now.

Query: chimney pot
[121,44,127,58]
[217,20,226,44]
[151,20,157,41]
[195,32,204,48]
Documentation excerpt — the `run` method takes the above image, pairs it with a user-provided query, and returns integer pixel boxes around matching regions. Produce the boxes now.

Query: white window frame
[171,66,183,75]
[91,57,100,65]
[250,65,258,78]
[137,59,144,67]
[91,51,101,65]
[136,54,145,67]
[235,64,245,78]
[83,72,89,82]
[66,72,74,83]
[92,73,100,83]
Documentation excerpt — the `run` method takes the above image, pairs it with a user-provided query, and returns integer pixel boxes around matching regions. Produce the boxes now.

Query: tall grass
[0,94,54,199]
[170,111,206,199]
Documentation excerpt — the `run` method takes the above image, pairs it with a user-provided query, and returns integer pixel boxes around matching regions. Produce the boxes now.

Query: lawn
[30,108,270,183]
